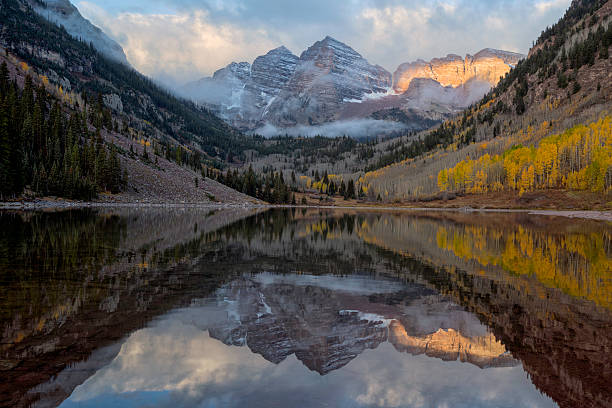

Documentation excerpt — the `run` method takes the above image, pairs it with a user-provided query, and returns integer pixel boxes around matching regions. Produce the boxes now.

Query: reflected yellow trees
[434,222,612,308]
[355,213,611,309]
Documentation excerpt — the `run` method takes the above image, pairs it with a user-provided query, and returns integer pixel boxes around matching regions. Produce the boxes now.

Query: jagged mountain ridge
[393,48,524,93]
[263,36,392,128]
[183,38,524,134]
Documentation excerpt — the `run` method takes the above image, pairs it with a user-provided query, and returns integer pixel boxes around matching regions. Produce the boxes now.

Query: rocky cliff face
[29,0,129,65]
[263,36,392,127]
[246,46,299,109]
[181,46,300,129]
[393,48,524,93]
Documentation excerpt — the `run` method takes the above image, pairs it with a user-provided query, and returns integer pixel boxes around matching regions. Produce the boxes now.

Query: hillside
[355,0,612,205]
[0,0,266,204]
[28,0,129,65]
[0,0,266,161]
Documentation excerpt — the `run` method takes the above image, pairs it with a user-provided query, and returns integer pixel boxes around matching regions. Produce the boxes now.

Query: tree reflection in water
[0,208,610,408]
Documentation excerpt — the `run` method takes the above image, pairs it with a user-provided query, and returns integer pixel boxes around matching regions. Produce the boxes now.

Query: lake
[0,208,610,408]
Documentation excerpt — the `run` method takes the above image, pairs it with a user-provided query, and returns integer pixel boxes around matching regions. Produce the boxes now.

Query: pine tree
[7,86,24,195]
[0,100,10,198]
[346,179,355,199]
[0,62,8,96]
[122,168,129,189]
[109,147,121,193]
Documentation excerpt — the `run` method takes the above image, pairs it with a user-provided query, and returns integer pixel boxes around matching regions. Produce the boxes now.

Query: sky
[75,0,572,88]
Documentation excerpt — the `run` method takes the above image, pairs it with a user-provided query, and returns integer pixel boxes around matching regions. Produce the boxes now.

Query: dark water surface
[0,208,610,408]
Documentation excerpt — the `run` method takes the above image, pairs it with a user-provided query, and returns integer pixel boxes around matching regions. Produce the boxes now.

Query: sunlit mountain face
[1,209,610,408]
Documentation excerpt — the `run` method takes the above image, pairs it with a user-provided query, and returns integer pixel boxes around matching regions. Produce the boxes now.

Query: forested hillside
[438,117,611,196]
[0,62,124,199]
[358,0,612,203]
[0,0,265,161]
[0,0,269,203]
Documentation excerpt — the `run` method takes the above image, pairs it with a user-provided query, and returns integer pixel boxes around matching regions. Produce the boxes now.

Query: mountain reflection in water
[0,208,610,408]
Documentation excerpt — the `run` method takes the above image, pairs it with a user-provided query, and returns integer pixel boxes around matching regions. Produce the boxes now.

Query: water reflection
[0,209,610,408]
[58,273,552,408]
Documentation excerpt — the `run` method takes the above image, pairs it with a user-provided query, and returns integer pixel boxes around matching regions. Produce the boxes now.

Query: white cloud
[440,2,457,14]
[485,16,506,31]
[535,0,570,14]
[78,2,279,87]
[76,0,573,88]
[254,119,407,139]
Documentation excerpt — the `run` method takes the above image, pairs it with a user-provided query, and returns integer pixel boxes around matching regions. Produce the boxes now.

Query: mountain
[181,46,300,129]
[28,0,129,65]
[392,49,524,93]
[183,39,523,135]
[263,36,392,127]
[182,37,394,132]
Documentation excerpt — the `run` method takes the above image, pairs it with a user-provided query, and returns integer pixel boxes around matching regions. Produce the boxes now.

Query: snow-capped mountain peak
[179,37,523,135]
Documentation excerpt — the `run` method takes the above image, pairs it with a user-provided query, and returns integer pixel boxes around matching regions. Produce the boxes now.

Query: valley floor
[1,199,610,222]
[2,189,610,222]
[295,189,611,211]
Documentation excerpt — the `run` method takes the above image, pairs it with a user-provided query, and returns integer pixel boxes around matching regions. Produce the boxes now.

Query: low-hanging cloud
[254,119,407,139]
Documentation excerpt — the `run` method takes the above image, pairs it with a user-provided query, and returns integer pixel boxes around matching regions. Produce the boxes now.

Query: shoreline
[1,200,611,222]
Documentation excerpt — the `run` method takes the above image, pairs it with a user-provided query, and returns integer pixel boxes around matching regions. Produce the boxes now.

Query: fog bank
[254,119,406,138]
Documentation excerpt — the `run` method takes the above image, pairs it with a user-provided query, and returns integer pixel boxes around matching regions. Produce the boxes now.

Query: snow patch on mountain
[180,38,523,137]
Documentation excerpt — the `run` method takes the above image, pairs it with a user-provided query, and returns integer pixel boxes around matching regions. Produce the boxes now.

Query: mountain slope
[1,0,254,161]
[0,0,263,203]
[29,0,129,65]
[359,0,612,202]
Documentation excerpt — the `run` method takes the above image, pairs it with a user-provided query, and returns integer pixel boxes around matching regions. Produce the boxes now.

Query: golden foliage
[438,117,612,195]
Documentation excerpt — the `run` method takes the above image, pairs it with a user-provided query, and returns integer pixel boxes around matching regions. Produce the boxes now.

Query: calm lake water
[0,208,610,408]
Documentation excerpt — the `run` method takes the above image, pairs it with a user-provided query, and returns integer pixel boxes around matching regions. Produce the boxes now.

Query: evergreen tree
[0,62,8,96]
[346,179,356,200]
[0,99,10,198]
